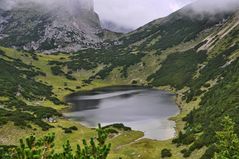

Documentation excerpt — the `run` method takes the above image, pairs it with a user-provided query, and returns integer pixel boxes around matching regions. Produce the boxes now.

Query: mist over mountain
[94,0,239,30]
[0,0,115,52]
[101,20,133,33]
[190,0,239,14]
[0,0,239,159]
[0,0,94,12]
[0,0,238,53]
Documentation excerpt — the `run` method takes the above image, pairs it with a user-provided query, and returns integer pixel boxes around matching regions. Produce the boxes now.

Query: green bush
[182,134,196,145]
[69,126,78,131]
[0,124,111,159]
[176,59,239,157]
[51,66,64,76]
[64,128,73,134]
[148,49,207,89]
[103,123,131,131]
[161,149,172,158]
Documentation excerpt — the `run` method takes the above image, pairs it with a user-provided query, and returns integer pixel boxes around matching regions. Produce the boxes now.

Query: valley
[0,1,239,159]
[0,46,186,159]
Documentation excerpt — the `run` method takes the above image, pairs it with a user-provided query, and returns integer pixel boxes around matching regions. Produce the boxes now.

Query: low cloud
[95,0,193,29]
[0,0,16,10]
[95,0,239,29]
[190,0,239,14]
[1,0,239,30]
[0,0,93,13]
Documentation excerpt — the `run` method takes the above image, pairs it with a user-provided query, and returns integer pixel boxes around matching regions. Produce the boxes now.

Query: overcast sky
[95,0,194,29]
[2,0,239,30]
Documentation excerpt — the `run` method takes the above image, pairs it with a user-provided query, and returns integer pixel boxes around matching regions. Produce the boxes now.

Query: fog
[190,0,239,14]
[0,0,93,11]
[95,0,239,29]
[1,0,239,29]
[95,0,193,29]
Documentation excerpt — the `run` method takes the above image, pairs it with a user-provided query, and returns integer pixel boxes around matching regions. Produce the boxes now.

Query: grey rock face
[0,0,106,53]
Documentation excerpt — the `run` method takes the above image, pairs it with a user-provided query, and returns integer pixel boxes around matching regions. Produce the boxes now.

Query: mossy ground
[0,47,195,159]
[0,46,207,159]
[1,9,238,159]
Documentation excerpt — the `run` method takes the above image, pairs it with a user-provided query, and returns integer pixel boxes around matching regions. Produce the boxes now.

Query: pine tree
[0,124,111,159]
[214,116,239,159]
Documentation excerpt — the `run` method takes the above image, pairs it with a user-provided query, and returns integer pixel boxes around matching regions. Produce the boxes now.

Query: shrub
[106,128,118,134]
[161,149,172,158]
[0,124,111,159]
[103,123,131,131]
[69,126,78,131]
[64,128,73,134]
[65,74,77,80]
[51,66,64,76]
[182,134,196,145]
[204,83,211,88]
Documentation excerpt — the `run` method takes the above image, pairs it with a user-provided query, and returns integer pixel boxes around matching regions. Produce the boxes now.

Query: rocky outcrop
[0,0,109,53]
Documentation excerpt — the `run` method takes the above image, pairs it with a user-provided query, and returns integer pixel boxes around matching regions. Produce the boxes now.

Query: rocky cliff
[0,0,109,53]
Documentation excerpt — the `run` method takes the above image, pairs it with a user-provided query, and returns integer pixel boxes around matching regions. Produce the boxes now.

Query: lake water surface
[64,86,179,140]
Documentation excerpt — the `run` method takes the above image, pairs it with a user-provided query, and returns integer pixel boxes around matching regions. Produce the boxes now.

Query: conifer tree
[0,124,111,159]
[214,116,239,159]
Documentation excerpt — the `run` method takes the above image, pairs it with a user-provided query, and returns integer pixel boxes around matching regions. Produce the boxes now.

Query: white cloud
[95,0,239,29]
[94,0,193,29]
[0,0,94,13]
[190,0,239,13]
[2,0,239,30]
[169,2,181,11]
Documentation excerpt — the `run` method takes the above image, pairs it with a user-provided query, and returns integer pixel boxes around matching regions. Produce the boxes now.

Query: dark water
[64,87,179,140]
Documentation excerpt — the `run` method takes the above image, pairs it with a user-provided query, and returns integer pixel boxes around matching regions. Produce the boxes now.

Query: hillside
[0,2,239,159]
[0,0,119,53]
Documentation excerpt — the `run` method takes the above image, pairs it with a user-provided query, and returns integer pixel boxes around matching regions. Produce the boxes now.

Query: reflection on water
[68,100,100,111]
[64,87,179,140]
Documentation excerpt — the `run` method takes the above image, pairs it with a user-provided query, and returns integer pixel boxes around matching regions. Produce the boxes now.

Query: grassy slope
[0,43,208,158]
[0,48,147,159]
[1,9,239,159]
[0,23,226,159]
[0,47,182,159]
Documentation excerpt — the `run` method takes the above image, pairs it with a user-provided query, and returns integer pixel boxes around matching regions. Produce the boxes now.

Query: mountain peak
[0,0,109,53]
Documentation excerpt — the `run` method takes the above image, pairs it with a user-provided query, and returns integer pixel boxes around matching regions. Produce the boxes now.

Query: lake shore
[64,86,179,140]
[63,85,184,141]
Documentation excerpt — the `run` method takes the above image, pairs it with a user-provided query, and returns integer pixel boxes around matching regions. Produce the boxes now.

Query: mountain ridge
[0,0,119,53]
[0,2,239,159]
